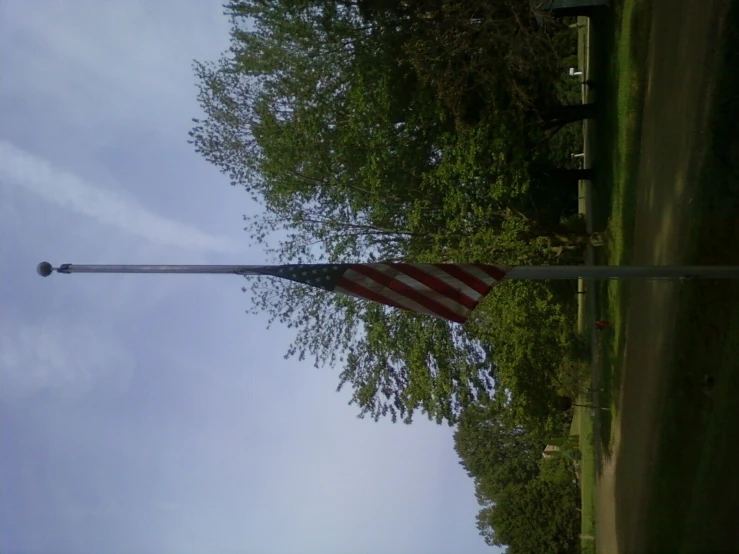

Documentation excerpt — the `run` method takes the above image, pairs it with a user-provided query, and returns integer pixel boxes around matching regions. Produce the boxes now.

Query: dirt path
[596,2,729,553]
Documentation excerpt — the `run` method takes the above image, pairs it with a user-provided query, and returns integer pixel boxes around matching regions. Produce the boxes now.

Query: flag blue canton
[256,264,348,291]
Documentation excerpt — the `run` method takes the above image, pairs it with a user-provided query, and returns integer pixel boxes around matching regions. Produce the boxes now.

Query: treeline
[455,402,581,553]
[191,1,590,550]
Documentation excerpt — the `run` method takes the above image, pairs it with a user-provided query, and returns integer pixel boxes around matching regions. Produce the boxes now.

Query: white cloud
[0,0,229,135]
[1,316,135,400]
[1,140,236,253]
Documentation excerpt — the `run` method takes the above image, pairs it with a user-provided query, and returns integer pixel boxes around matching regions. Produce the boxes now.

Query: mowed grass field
[640,5,739,549]
[592,0,651,465]
[576,406,596,554]
[582,0,739,552]
[577,1,650,551]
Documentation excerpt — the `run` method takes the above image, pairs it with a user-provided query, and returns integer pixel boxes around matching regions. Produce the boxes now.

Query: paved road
[596,2,729,553]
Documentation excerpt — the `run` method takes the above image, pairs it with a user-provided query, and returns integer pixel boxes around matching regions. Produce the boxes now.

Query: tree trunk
[530,164,594,185]
[538,225,603,249]
[539,103,596,129]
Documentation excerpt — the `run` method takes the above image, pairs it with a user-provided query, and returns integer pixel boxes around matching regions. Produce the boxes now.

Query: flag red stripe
[391,263,478,310]
[348,265,466,323]
[341,270,465,321]
[434,264,491,295]
[475,264,508,282]
[337,276,407,312]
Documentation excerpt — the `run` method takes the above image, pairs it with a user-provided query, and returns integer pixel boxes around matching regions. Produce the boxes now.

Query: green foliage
[467,281,587,431]
[194,3,591,549]
[480,478,581,553]
[455,402,581,552]
[539,453,579,486]
[454,403,543,496]
[338,305,496,424]
[192,0,591,426]
[398,0,574,119]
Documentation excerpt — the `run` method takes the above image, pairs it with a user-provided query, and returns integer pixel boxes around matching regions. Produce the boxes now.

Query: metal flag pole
[36,262,267,277]
[37,262,739,280]
[505,266,739,280]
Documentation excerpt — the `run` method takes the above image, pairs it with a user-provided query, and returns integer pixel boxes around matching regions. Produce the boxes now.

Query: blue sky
[0,2,500,553]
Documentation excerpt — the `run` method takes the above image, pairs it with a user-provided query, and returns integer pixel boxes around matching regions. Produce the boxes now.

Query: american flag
[250,263,508,323]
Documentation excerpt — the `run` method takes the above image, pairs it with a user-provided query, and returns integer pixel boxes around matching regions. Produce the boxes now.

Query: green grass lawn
[641,6,739,549]
[584,0,739,551]
[576,0,652,549]
[646,282,739,553]
[577,405,597,554]
[591,0,651,441]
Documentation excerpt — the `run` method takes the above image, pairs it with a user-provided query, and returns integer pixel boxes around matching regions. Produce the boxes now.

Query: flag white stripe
[342,269,441,317]
[340,269,447,319]
[335,283,442,319]
[392,273,470,317]
[370,265,470,318]
[420,265,484,301]
[462,265,500,287]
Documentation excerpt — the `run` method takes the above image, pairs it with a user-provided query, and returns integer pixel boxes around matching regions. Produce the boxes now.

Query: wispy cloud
[1,141,236,253]
[0,0,228,137]
[0,316,135,400]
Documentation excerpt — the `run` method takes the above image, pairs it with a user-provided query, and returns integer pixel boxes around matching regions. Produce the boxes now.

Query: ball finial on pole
[37,262,54,277]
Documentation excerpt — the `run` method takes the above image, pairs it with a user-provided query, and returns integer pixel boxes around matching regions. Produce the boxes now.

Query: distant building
[543,444,561,458]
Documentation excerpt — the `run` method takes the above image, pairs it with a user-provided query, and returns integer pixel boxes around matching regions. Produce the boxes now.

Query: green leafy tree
[395,0,575,119]
[478,478,581,553]
[192,0,591,425]
[466,281,586,429]
[539,452,579,487]
[454,403,543,505]
[453,402,581,552]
